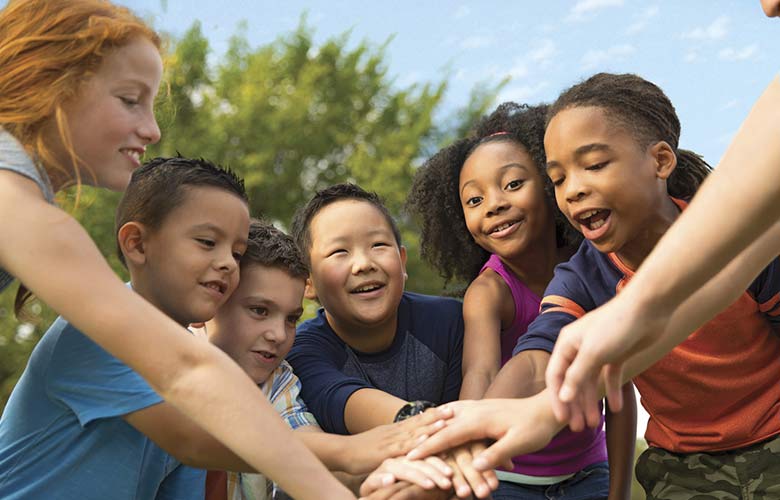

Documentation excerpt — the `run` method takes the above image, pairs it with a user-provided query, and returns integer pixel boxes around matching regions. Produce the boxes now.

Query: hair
[243,219,309,281]
[4,0,161,316]
[406,102,578,285]
[291,183,402,266]
[547,73,711,200]
[114,156,248,266]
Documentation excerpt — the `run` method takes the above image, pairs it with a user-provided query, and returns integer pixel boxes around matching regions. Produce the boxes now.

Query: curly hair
[548,73,711,200]
[243,219,309,280]
[407,102,578,285]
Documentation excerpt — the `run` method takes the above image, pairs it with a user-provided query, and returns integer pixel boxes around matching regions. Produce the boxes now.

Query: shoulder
[402,291,462,316]
[463,270,509,318]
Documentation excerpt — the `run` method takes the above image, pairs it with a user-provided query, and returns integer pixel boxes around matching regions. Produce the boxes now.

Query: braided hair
[407,102,577,286]
[548,73,711,200]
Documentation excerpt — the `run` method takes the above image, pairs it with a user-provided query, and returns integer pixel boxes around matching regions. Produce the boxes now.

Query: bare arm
[485,349,549,399]
[604,383,636,500]
[459,275,505,400]
[344,388,407,434]
[0,175,353,500]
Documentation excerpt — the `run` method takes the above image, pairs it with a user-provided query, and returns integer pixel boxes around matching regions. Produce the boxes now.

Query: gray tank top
[0,129,55,292]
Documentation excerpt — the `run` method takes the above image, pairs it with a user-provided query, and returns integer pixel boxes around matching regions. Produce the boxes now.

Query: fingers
[360,480,409,500]
[443,453,469,499]
[471,433,518,473]
[451,446,491,499]
[408,424,483,461]
[361,471,399,497]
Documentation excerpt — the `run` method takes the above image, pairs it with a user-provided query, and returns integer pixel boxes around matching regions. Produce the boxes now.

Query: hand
[360,456,453,497]
[443,442,497,498]
[545,293,669,431]
[408,396,559,473]
[345,410,449,474]
[360,481,457,500]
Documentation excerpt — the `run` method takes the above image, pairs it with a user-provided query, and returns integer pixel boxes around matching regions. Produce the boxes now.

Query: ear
[399,245,408,280]
[304,276,318,301]
[650,141,677,180]
[117,221,148,267]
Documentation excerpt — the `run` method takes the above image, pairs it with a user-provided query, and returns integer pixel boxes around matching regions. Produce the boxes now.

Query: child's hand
[360,480,457,500]
[441,442,497,498]
[345,410,449,474]
[408,396,558,472]
[359,456,453,497]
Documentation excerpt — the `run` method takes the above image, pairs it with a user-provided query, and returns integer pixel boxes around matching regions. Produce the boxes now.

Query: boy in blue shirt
[288,183,496,498]
[0,157,254,499]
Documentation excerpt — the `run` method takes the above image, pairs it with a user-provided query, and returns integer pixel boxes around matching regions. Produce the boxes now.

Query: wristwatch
[393,400,436,422]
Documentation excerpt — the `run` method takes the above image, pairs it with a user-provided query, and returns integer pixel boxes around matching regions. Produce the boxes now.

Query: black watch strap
[393,400,436,422]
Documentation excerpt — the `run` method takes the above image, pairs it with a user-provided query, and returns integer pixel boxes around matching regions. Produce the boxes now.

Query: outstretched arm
[546,75,780,421]
[0,175,353,500]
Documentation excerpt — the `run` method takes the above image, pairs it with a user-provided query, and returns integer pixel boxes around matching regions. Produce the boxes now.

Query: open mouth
[120,148,143,166]
[489,220,520,235]
[575,209,611,231]
[201,281,226,295]
[252,350,277,360]
[350,282,385,294]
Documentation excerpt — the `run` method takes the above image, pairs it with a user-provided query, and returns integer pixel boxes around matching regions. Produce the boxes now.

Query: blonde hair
[0,0,161,185]
[0,0,161,316]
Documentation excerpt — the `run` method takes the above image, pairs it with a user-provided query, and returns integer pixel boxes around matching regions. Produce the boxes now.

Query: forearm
[459,370,495,400]
[297,429,351,472]
[344,388,407,433]
[618,76,780,318]
[605,384,636,500]
[485,350,548,399]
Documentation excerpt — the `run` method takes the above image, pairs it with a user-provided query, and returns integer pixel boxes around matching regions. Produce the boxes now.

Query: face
[52,36,163,191]
[459,140,554,261]
[306,200,407,333]
[544,106,672,261]
[761,0,780,16]
[207,265,304,385]
[136,186,250,326]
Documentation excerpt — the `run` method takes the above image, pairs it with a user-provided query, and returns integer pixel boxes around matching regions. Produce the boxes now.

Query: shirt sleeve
[45,320,163,426]
[513,261,594,355]
[287,327,371,434]
[748,256,780,327]
[267,362,320,431]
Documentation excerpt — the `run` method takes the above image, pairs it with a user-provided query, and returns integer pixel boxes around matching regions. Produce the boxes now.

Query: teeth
[580,209,599,219]
[122,149,141,162]
[354,284,380,293]
[205,283,222,292]
[491,221,515,234]
[591,219,606,229]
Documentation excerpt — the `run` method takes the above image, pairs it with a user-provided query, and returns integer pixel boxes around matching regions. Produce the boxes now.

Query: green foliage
[0,18,502,410]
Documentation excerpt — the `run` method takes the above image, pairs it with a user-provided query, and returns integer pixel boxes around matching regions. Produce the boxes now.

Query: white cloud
[720,99,739,110]
[625,5,659,35]
[454,5,471,19]
[581,44,635,69]
[529,39,557,65]
[460,35,495,49]
[683,50,700,63]
[718,43,759,61]
[682,15,729,40]
[567,0,623,22]
[498,81,550,103]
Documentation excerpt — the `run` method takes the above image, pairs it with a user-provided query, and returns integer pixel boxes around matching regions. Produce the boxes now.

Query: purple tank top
[480,254,607,477]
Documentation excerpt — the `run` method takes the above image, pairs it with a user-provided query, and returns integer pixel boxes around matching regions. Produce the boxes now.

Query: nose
[485,188,509,217]
[264,319,289,345]
[216,247,239,274]
[351,249,376,275]
[139,107,161,145]
[564,170,589,204]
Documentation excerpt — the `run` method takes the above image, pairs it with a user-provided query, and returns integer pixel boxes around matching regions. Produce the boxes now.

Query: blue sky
[122,0,778,166]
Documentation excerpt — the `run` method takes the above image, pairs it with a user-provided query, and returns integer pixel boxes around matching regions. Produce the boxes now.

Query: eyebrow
[192,223,248,247]
[460,163,531,195]
[545,143,612,170]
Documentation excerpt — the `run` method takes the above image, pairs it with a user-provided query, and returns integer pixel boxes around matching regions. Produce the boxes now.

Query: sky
[121,0,779,166]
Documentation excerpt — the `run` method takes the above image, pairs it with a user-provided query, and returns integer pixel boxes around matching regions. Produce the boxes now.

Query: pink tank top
[480,254,607,477]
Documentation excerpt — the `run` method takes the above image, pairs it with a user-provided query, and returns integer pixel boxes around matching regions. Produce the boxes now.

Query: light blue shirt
[0,316,205,499]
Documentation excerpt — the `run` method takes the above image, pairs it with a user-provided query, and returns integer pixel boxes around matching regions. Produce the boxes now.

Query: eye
[372,241,390,248]
[327,249,347,257]
[550,176,565,187]
[505,179,524,190]
[232,252,243,262]
[465,196,483,207]
[196,238,215,247]
[119,96,140,107]
[250,306,268,317]
[586,161,608,171]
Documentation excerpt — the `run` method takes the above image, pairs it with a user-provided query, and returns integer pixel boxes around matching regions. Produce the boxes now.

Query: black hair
[243,219,309,280]
[547,73,711,200]
[406,102,578,285]
[290,182,401,266]
[115,155,248,265]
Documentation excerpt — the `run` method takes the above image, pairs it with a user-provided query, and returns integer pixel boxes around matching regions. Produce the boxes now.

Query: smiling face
[207,264,304,385]
[544,106,676,267]
[459,140,554,262]
[50,36,163,191]
[306,199,407,338]
[133,186,250,325]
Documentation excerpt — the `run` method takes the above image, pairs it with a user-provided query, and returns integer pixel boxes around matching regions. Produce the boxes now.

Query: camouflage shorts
[635,434,780,499]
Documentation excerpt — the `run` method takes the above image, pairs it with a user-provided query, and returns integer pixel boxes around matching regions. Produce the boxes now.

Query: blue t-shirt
[288,292,464,434]
[0,317,205,499]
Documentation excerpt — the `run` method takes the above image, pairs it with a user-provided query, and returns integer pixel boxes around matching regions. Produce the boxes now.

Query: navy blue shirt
[288,292,464,434]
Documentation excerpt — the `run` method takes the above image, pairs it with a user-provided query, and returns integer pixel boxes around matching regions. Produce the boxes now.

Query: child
[406,102,635,499]
[0,2,350,495]
[204,219,454,499]
[288,183,496,498]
